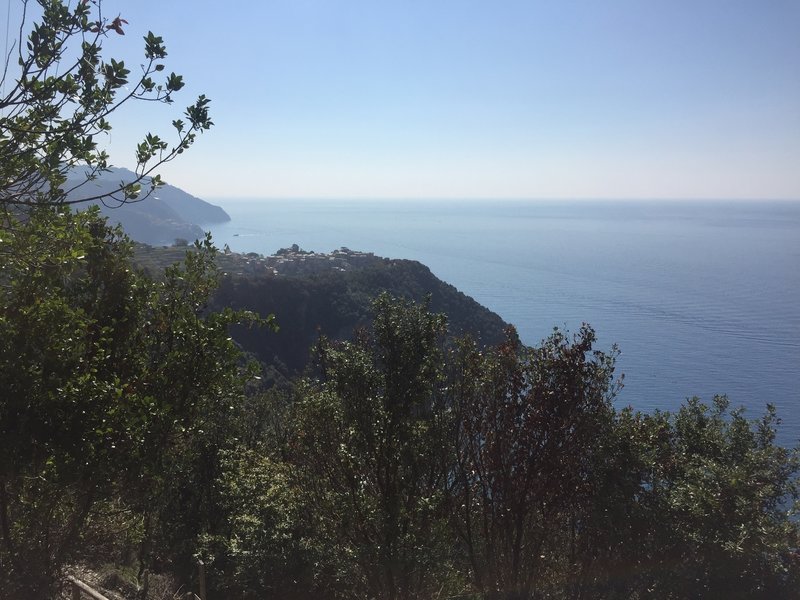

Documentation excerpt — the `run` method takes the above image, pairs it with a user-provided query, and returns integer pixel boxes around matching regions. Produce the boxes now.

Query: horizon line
[203,195,800,203]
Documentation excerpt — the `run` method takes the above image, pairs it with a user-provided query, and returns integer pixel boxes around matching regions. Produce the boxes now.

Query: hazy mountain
[65,167,229,245]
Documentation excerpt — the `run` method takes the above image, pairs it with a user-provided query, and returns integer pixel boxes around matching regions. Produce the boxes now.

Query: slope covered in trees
[131,242,510,384]
[68,167,230,245]
[3,2,800,599]
[213,256,510,381]
[204,296,800,600]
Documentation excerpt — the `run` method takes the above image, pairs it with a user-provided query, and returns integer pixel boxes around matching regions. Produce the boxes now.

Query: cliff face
[132,243,510,385]
[66,167,229,245]
[212,258,510,382]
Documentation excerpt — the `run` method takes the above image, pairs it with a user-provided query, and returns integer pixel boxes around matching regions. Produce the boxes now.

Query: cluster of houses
[223,244,383,277]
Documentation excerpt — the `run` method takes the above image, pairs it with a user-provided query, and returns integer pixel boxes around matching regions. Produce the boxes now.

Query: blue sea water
[205,199,800,445]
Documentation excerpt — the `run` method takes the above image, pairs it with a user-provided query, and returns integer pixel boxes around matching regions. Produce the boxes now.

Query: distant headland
[66,166,230,245]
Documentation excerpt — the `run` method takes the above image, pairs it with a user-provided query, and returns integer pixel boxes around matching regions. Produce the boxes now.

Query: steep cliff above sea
[134,243,511,385]
[66,167,230,245]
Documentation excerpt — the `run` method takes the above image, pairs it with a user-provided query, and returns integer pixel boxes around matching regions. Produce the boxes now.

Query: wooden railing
[67,560,206,600]
[195,559,207,600]
[67,576,112,600]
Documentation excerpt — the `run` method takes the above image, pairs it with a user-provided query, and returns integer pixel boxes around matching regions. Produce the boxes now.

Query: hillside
[133,244,510,383]
[65,167,230,245]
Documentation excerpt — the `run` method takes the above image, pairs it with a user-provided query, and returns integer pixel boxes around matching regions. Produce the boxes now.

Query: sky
[6,0,800,199]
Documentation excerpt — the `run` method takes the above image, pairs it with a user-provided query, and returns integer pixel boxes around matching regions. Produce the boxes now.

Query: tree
[0,4,285,597]
[288,294,459,600]
[0,3,231,595]
[0,207,266,597]
[200,448,318,600]
[447,326,800,599]
[620,398,800,599]
[447,325,620,600]
[0,0,212,211]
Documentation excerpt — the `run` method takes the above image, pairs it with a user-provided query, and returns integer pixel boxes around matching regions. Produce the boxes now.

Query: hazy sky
[10,1,800,199]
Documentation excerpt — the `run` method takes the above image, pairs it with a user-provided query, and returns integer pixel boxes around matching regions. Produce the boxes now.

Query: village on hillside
[133,241,386,277]
[224,244,384,277]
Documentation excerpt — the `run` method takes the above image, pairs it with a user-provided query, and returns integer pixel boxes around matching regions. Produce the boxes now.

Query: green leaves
[619,397,800,597]
[166,72,184,93]
[186,94,213,129]
[289,294,453,599]
[0,208,261,596]
[101,58,130,88]
[143,31,166,59]
[1,0,211,209]
[121,181,141,200]
[135,132,169,167]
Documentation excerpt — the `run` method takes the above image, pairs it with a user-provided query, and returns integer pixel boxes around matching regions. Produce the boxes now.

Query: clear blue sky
[12,0,800,199]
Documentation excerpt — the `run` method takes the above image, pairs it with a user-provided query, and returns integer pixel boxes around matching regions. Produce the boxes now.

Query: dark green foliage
[212,259,510,380]
[0,0,212,210]
[187,296,800,600]
[4,224,797,599]
[447,325,620,599]
[286,294,459,599]
[0,208,263,598]
[0,1,232,595]
[609,398,800,599]
[444,325,800,599]
[201,450,317,600]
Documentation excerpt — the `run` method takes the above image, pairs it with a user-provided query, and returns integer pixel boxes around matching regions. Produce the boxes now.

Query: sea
[205,199,800,446]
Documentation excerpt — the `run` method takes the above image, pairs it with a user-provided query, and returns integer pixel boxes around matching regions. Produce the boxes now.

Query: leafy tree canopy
[0,2,249,597]
[0,206,266,597]
[0,0,212,210]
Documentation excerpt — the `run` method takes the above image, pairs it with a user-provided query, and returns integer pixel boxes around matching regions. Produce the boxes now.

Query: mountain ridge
[65,167,229,245]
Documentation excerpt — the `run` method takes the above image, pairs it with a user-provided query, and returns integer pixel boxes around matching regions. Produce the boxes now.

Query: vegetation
[0,208,265,597]
[1,2,799,599]
[0,0,211,209]
[289,295,454,599]
[212,257,510,384]
[197,298,800,600]
[447,326,620,598]
[0,2,246,597]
